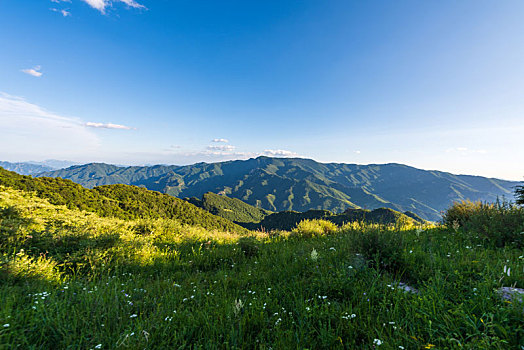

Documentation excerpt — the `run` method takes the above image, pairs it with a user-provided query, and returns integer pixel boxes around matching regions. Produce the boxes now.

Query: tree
[516,184,524,205]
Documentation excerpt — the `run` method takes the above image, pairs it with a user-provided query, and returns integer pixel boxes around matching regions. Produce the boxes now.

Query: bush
[443,200,524,247]
[349,229,406,274]
[291,219,337,238]
[516,185,524,205]
[238,237,260,258]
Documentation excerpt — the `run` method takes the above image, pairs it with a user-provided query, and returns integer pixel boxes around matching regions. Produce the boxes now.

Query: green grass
[0,187,523,349]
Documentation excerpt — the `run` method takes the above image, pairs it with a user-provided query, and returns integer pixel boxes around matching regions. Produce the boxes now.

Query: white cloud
[51,8,71,16]
[446,147,487,155]
[119,0,146,9]
[211,138,229,143]
[0,92,100,159]
[354,150,361,154]
[207,145,235,152]
[85,122,134,130]
[82,0,146,14]
[21,66,43,77]
[263,149,298,157]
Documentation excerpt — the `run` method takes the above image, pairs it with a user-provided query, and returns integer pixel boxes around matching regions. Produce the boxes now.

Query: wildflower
[234,299,244,316]
[3,324,9,328]
[329,247,336,251]
[424,344,435,349]
[311,248,319,261]
[399,347,405,349]
[373,339,382,346]
[173,283,181,288]
[94,345,102,349]
[130,314,138,318]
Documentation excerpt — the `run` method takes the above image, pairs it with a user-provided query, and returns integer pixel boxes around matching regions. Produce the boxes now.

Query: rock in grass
[497,287,524,303]
[397,282,419,294]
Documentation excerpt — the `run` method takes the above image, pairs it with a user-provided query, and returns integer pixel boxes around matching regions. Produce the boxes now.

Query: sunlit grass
[0,187,522,349]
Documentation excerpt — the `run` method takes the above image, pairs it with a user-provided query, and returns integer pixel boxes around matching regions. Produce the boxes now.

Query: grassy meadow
[0,187,523,349]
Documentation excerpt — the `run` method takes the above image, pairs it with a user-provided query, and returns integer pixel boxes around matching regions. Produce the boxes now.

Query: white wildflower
[311,248,319,261]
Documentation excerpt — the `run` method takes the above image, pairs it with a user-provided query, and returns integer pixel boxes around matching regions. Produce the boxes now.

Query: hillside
[0,167,246,233]
[187,192,272,224]
[1,186,522,348]
[187,192,424,230]
[37,157,519,221]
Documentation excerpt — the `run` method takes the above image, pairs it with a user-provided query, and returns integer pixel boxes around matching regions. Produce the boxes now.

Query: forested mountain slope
[37,157,519,221]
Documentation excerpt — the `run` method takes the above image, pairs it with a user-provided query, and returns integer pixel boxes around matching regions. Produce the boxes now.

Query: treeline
[0,167,246,233]
[242,207,425,231]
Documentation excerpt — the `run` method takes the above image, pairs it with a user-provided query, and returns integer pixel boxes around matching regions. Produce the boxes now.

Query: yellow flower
[424,344,435,349]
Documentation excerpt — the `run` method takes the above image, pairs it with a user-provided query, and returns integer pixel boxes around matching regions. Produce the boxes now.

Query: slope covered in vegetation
[0,187,522,348]
[38,157,518,221]
[186,192,271,224]
[0,167,246,233]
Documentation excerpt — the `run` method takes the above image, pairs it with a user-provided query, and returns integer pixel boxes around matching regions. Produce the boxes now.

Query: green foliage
[0,167,246,233]
[36,157,518,221]
[516,184,524,205]
[0,188,523,348]
[291,219,338,238]
[237,237,260,258]
[443,200,524,247]
[244,207,423,231]
[346,228,406,274]
[188,192,270,224]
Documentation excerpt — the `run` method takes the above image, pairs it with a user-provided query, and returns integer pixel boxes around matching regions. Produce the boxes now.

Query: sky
[0,0,523,181]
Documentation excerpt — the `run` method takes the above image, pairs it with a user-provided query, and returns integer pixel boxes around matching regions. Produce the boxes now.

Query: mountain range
[0,160,78,175]
[33,157,520,221]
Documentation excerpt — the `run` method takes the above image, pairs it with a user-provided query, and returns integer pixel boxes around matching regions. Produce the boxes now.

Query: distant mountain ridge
[37,157,520,221]
[0,160,78,175]
[0,161,55,175]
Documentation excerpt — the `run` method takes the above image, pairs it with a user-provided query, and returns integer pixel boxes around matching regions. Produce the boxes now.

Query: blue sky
[0,0,523,180]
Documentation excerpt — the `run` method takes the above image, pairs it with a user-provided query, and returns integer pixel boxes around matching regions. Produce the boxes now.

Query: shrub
[349,228,406,274]
[291,219,337,238]
[2,250,62,284]
[443,200,524,247]
[516,184,524,205]
[238,237,260,258]
[133,221,156,235]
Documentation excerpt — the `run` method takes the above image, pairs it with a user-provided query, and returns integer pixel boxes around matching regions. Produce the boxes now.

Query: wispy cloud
[82,0,146,14]
[263,149,298,157]
[0,92,100,159]
[51,8,71,16]
[211,138,229,143]
[446,147,487,155]
[207,145,235,152]
[21,66,43,77]
[85,122,134,130]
